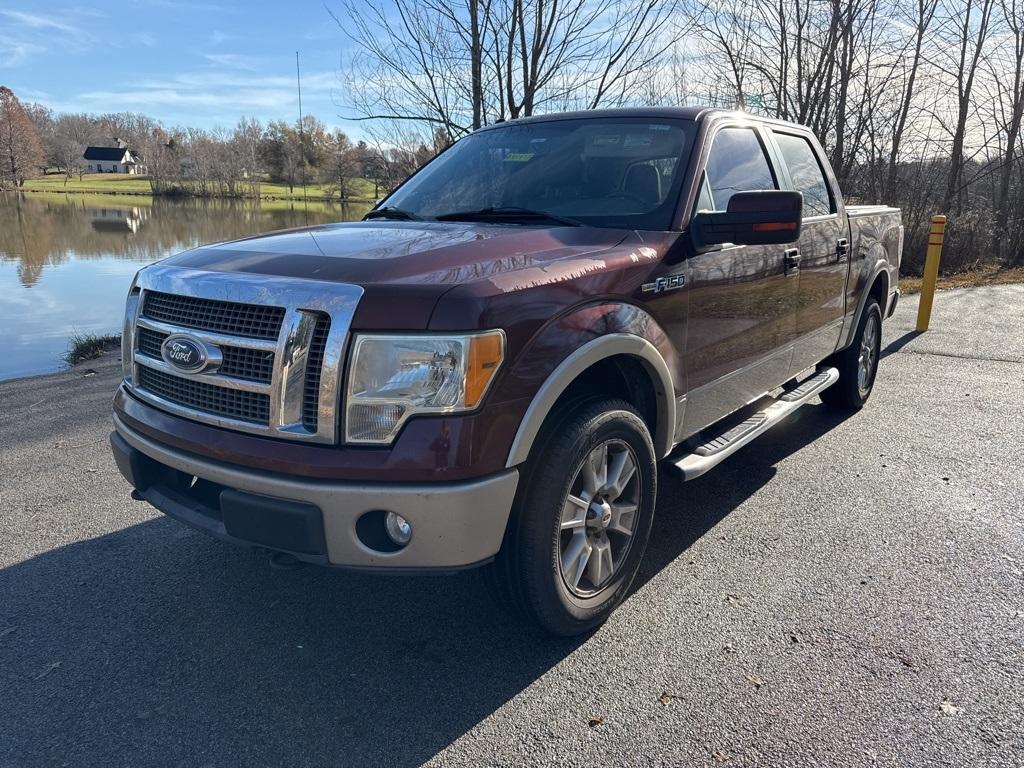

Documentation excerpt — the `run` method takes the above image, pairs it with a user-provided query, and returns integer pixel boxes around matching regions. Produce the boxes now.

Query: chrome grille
[137,326,275,384]
[138,367,270,424]
[124,266,363,444]
[142,291,285,340]
[302,314,331,431]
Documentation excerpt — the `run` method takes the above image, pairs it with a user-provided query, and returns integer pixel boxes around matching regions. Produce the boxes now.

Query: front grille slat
[137,327,275,384]
[220,346,275,383]
[138,367,270,425]
[302,314,331,431]
[143,291,285,340]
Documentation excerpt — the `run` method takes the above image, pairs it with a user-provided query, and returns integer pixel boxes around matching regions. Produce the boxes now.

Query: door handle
[836,238,850,261]
[784,248,801,276]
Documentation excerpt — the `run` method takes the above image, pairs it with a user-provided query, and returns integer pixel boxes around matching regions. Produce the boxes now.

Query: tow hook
[268,550,307,570]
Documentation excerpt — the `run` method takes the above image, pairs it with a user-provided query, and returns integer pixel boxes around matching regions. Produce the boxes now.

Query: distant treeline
[339,0,1024,274]
[0,87,441,201]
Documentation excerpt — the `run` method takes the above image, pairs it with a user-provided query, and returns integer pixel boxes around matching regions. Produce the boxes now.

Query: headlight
[344,331,505,444]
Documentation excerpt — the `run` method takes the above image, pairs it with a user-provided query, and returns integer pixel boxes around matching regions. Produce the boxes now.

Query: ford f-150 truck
[110,107,902,635]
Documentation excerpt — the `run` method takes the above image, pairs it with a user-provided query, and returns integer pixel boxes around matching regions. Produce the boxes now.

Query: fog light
[384,512,412,545]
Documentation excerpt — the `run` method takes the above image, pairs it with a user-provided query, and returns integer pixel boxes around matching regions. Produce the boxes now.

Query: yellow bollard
[915,215,946,332]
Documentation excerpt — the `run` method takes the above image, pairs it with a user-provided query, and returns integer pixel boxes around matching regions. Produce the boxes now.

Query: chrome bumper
[112,414,518,570]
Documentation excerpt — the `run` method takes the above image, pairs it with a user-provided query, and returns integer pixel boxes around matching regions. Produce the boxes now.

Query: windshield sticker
[504,152,535,162]
[592,135,621,146]
[648,124,670,131]
[624,134,653,147]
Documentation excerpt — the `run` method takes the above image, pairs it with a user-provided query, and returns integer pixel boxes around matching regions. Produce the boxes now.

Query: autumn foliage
[0,86,44,189]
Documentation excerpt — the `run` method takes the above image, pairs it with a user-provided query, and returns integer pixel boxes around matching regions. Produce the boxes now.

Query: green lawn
[22,173,379,202]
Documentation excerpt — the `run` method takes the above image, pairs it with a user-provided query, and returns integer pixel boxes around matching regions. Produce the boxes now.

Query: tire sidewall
[856,301,883,404]
[523,402,657,632]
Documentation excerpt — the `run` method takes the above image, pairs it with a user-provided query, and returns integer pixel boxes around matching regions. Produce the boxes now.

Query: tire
[486,398,657,636]
[820,298,883,410]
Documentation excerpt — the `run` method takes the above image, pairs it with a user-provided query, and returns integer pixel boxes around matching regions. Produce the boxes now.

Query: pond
[0,193,368,381]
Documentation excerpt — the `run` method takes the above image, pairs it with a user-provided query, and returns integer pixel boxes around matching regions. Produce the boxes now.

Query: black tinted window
[774,132,833,217]
[383,118,693,230]
[703,128,776,211]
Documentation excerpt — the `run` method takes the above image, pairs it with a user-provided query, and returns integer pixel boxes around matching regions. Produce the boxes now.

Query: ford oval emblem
[161,334,209,373]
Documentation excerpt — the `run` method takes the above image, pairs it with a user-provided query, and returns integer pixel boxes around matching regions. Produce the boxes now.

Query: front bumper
[111,414,519,570]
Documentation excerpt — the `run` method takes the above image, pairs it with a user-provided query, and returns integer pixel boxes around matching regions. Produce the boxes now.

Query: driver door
[681,125,798,436]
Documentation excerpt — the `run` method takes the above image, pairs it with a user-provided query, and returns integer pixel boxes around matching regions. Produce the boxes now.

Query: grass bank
[23,174,379,203]
[64,333,121,366]
[899,264,1024,295]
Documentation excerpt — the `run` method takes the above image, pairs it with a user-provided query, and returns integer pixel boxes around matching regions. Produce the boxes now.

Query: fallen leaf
[33,661,61,681]
[940,700,960,716]
[744,674,763,689]
[723,643,737,654]
[658,691,683,706]
[712,749,731,763]
[726,593,741,605]
[588,716,604,727]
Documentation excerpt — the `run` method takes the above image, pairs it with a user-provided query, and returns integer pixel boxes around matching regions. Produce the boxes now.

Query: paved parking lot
[1,286,1022,767]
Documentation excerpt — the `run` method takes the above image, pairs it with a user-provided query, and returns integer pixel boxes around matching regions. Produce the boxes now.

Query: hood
[162,221,630,288]
[159,221,633,330]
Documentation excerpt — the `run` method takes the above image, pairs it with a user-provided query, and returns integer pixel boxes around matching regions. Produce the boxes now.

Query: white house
[83,146,143,174]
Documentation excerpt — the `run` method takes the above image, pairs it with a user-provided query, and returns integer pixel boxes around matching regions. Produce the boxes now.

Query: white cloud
[0,10,78,34]
[0,8,99,61]
[58,67,342,122]
[0,35,44,67]
[202,53,261,71]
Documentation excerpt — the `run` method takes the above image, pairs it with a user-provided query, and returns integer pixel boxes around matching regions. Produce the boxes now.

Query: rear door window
[773,132,834,217]
[703,128,777,211]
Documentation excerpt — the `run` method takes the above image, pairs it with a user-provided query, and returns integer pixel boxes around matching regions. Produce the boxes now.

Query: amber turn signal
[466,331,505,407]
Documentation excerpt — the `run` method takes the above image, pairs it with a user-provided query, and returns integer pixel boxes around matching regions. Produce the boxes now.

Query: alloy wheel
[558,439,641,597]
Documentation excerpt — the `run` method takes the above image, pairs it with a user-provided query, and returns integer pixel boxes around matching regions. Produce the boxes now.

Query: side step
[672,367,839,481]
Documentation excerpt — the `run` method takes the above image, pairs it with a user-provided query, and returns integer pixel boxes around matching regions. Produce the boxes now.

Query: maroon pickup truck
[111,108,902,635]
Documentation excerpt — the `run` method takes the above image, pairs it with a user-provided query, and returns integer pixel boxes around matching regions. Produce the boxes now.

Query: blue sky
[0,1,363,135]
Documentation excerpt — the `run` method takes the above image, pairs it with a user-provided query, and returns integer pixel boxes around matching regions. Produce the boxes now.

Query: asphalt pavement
[1,286,1022,767]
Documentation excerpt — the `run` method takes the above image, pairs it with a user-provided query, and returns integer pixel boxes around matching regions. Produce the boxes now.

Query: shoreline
[18,187,377,204]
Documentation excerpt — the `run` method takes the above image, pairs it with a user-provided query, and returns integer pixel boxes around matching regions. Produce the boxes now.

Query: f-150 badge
[642,274,686,294]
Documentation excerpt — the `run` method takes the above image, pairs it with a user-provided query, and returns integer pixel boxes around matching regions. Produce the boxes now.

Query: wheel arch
[505,334,676,467]
[839,260,891,351]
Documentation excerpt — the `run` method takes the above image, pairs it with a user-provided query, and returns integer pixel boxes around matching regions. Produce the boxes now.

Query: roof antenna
[296,50,308,225]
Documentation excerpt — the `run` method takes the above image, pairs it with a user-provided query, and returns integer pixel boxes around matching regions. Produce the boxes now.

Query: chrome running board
[671,367,839,481]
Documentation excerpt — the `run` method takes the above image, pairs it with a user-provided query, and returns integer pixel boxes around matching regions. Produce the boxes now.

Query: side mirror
[691,190,803,247]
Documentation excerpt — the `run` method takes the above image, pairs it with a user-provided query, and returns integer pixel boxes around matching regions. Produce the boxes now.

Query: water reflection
[0,193,367,380]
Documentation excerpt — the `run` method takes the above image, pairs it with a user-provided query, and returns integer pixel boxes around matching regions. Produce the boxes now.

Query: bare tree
[232,117,265,197]
[336,0,679,139]
[52,113,93,183]
[990,0,1024,259]
[0,86,45,189]
[938,0,995,212]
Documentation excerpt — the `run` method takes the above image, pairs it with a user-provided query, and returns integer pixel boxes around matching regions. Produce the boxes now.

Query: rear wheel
[487,398,657,636]
[820,298,882,409]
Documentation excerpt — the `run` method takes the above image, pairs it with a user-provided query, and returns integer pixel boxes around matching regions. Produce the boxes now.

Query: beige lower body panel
[114,415,519,569]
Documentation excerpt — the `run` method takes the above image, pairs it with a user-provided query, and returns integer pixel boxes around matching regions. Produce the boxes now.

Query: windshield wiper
[363,206,422,221]
[434,206,582,227]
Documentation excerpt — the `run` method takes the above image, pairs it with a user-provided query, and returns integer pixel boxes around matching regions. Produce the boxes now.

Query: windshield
[381,117,694,230]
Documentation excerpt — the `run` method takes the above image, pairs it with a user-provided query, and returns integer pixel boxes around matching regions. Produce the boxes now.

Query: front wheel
[488,398,657,636]
[820,298,882,410]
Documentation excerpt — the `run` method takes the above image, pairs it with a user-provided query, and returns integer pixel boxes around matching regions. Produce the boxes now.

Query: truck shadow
[1,404,851,767]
